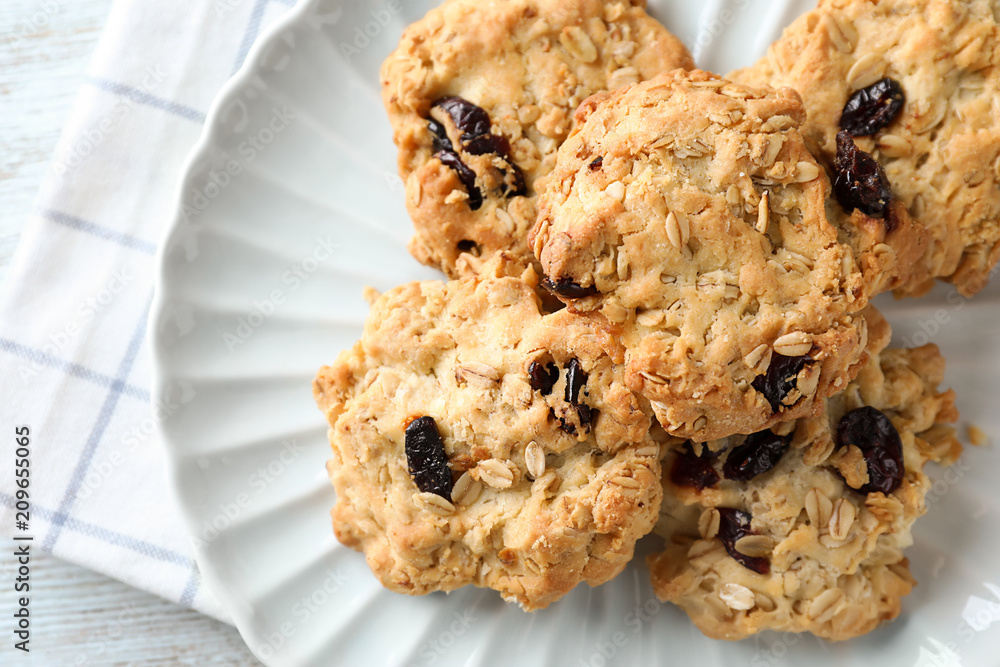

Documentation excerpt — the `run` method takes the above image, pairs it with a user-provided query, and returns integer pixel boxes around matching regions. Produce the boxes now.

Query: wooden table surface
[1,1,260,663]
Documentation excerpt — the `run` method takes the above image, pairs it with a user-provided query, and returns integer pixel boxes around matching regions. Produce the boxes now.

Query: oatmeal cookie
[313,255,662,610]
[530,69,872,441]
[648,312,962,640]
[381,0,693,277]
[732,0,1000,296]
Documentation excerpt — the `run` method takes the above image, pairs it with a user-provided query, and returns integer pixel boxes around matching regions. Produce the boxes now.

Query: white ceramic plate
[149,1,1000,665]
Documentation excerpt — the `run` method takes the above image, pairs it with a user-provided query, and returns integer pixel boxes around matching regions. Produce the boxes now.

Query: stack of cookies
[313,0,997,642]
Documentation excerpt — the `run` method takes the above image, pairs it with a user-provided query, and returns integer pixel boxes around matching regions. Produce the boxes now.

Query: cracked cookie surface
[381,0,693,277]
[648,312,962,640]
[313,256,662,610]
[732,0,1000,296]
[530,69,871,441]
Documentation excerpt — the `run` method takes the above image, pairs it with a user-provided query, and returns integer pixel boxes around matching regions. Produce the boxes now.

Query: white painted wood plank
[0,3,260,663]
[0,0,115,285]
[1,553,261,664]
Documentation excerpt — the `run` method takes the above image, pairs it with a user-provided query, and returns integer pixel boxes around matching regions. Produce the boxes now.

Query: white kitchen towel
[0,0,303,622]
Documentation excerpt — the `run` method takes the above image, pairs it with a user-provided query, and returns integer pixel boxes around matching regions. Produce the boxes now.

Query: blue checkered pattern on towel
[0,0,302,623]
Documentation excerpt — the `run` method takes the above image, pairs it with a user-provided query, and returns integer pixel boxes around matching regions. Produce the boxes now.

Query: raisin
[556,411,576,435]
[693,442,728,460]
[456,240,480,255]
[836,406,904,495]
[832,130,893,221]
[465,133,511,157]
[498,164,527,198]
[427,118,453,153]
[564,358,587,404]
[404,417,453,499]
[463,133,525,198]
[562,358,593,433]
[723,430,792,482]
[554,406,592,436]
[430,96,526,203]
[669,442,720,492]
[433,97,492,142]
[840,78,906,137]
[752,353,814,413]
[434,150,483,211]
[559,416,586,435]
[528,360,559,395]
[589,156,604,171]
[541,276,598,299]
[886,203,902,233]
[717,508,770,574]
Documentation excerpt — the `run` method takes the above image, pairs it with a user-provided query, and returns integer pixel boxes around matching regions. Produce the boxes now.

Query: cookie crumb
[969,425,988,447]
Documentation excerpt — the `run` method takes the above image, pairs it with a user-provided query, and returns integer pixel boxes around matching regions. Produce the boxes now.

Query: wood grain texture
[0,553,261,665]
[0,2,261,664]
[0,0,110,285]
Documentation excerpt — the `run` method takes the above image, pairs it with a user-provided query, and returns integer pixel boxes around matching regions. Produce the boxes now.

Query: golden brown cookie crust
[381,0,694,277]
[313,256,663,610]
[648,319,962,641]
[732,0,1000,296]
[530,69,872,441]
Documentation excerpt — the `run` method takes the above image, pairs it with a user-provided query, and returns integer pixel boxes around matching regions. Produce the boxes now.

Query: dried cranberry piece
[669,442,720,492]
[427,118,453,153]
[840,78,906,137]
[541,277,598,299]
[836,406,904,495]
[434,150,483,211]
[751,353,813,413]
[589,156,604,171]
[723,430,792,482]
[404,416,453,499]
[717,508,770,574]
[832,130,893,222]
[433,97,492,142]
[528,361,559,396]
